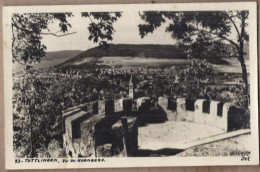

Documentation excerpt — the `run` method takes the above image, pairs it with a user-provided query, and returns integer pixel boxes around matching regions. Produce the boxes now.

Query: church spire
[129,74,134,99]
[129,74,132,82]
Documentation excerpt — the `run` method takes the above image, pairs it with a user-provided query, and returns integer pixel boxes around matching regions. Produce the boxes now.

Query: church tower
[129,75,134,99]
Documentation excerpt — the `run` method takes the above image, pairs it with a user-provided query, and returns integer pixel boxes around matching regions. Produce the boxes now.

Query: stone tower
[129,74,134,99]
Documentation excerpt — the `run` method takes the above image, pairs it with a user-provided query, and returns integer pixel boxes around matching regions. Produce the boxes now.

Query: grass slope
[60,44,187,66]
[60,44,233,67]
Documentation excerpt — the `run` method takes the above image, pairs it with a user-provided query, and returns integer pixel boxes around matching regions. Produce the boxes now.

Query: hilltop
[59,44,187,66]
[58,43,248,67]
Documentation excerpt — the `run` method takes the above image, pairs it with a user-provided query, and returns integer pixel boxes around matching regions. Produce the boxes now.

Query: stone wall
[63,110,93,157]
[105,100,114,115]
[66,115,138,158]
[98,100,105,114]
[63,99,138,158]
[158,97,177,121]
[194,100,228,130]
[63,96,247,158]
[122,99,133,115]
[158,97,246,132]
[226,105,246,131]
[176,98,195,122]
[110,117,138,157]
[74,114,106,157]
[194,99,244,131]
[114,99,123,112]
[136,97,150,111]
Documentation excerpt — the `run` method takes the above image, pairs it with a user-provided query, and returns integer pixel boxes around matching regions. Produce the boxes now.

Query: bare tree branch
[41,32,77,37]
[13,57,27,66]
[88,15,94,23]
[224,12,241,41]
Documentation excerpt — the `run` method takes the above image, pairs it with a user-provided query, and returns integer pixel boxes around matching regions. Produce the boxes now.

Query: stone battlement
[62,98,142,158]
[158,97,248,132]
[63,96,248,158]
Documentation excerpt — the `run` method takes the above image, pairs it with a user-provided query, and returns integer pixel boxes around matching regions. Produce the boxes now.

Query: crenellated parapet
[62,98,138,158]
[194,99,230,131]
[158,97,246,132]
[63,96,247,158]
[176,98,195,122]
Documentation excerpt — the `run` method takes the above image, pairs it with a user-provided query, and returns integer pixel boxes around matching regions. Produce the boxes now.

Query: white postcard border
[3,2,259,169]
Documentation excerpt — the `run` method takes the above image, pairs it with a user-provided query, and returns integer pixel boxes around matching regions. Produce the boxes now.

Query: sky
[42,11,177,52]
[41,11,238,52]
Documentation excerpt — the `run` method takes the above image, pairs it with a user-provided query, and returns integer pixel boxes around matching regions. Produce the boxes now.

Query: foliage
[139,11,250,107]
[82,12,122,49]
[13,67,64,157]
[184,59,213,81]
[233,87,250,110]
[12,12,122,158]
[139,11,249,46]
[178,33,230,60]
[12,13,73,65]
[47,139,66,158]
[168,59,213,100]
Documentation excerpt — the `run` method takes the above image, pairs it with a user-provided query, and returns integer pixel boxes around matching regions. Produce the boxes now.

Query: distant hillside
[59,43,247,67]
[13,43,249,73]
[60,44,187,66]
[13,50,83,73]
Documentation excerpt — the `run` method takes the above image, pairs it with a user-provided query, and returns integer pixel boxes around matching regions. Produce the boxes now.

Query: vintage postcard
[3,2,259,169]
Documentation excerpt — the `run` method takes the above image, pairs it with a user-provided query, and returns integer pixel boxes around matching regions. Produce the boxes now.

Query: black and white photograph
[3,2,259,169]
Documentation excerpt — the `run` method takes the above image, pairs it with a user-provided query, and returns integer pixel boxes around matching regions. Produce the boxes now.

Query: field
[97,56,188,67]
[72,56,249,73]
[213,58,250,73]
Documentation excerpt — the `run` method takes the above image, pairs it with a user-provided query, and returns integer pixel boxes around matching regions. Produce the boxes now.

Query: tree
[12,12,122,65]
[12,13,76,158]
[12,13,74,65]
[82,12,122,49]
[13,66,66,157]
[139,11,249,107]
[184,59,213,99]
[11,12,122,158]
[179,32,230,63]
[185,59,213,86]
